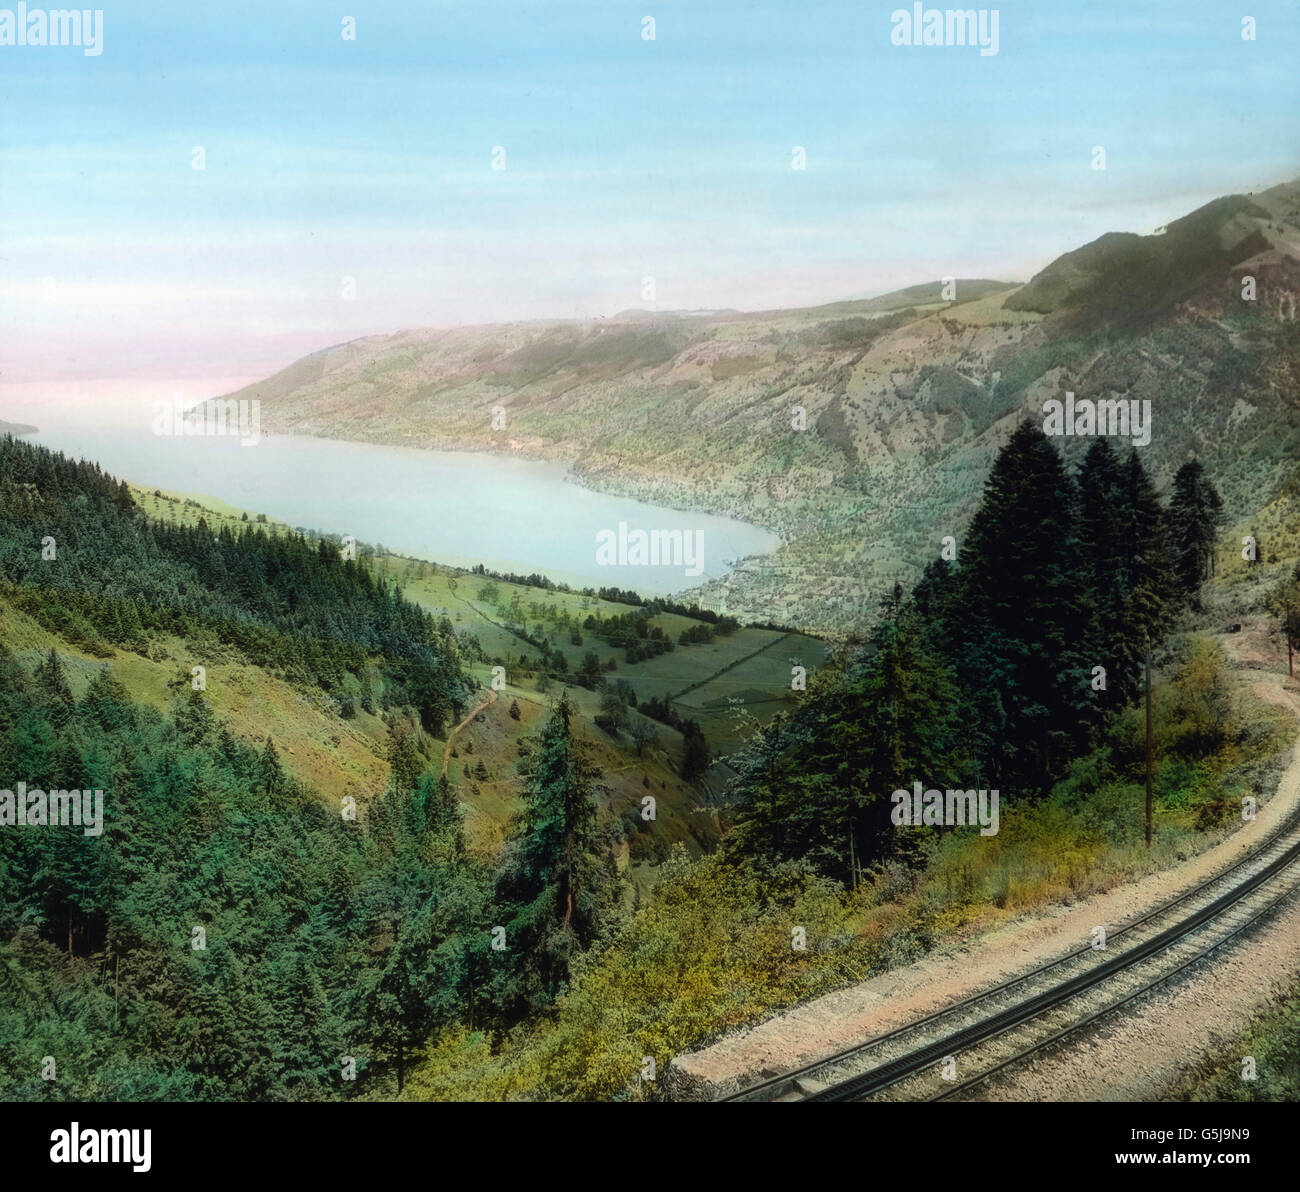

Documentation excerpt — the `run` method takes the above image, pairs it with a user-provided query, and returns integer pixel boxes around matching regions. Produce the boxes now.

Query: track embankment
[666,664,1300,1102]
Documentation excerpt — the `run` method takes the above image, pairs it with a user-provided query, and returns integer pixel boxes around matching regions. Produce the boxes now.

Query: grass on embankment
[1173,981,1300,1101]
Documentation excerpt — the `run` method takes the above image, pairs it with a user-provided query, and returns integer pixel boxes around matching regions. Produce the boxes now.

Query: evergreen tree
[1118,448,1174,672]
[258,737,285,794]
[174,688,216,746]
[729,590,963,881]
[1076,444,1172,711]
[1168,459,1224,607]
[387,725,423,792]
[1266,563,1300,675]
[681,721,710,781]
[33,649,75,727]
[495,695,614,1014]
[954,421,1084,787]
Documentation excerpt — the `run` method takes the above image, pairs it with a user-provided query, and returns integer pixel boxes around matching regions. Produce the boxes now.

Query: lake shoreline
[25,424,782,601]
[260,420,791,543]
[247,423,792,604]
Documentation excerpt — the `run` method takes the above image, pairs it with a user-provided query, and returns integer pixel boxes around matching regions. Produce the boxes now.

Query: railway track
[722,807,1300,1103]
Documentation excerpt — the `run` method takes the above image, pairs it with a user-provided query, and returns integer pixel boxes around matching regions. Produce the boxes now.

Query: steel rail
[721,807,1300,1102]
[930,874,1300,1101]
[802,837,1300,1101]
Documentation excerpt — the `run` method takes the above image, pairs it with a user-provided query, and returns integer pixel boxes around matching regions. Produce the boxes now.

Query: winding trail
[440,690,498,776]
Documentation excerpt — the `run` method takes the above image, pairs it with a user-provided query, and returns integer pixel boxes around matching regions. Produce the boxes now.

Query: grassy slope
[0,586,393,808]
[1176,981,1300,1101]
[370,551,824,741]
[9,482,819,871]
[0,573,715,870]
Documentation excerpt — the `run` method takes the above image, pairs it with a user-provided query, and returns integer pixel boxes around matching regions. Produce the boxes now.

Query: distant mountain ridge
[213,180,1300,634]
[1007,190,1296,326]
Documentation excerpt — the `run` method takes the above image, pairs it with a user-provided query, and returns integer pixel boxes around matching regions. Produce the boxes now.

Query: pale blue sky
[1,0,1296,381]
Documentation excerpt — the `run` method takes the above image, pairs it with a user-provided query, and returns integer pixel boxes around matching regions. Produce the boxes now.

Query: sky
[1,0,1297,385]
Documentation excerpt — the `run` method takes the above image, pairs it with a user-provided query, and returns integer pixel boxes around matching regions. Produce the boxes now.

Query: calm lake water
[25,425,779,596]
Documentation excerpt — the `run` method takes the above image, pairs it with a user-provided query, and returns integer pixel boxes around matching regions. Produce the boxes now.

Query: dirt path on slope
[667,661,1300,1101]
[440,690,497,776]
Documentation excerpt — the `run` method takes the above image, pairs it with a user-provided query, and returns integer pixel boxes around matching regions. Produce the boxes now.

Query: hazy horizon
[3,1,1298,386]
[3,163,1294,400]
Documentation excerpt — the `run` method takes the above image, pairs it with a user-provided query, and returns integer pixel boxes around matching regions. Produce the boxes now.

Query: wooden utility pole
[1145,640,1154,849]
[1288,605,1295,679]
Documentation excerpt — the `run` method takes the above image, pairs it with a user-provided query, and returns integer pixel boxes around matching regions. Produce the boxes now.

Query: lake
[23,423,780,596]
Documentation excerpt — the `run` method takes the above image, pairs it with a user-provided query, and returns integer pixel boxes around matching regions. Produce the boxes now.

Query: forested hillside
[0,638,630,1097]
[0,436,472,729]
[727,424,1227,882]
[0,440,636,1097]
[3,428,1286,1102]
